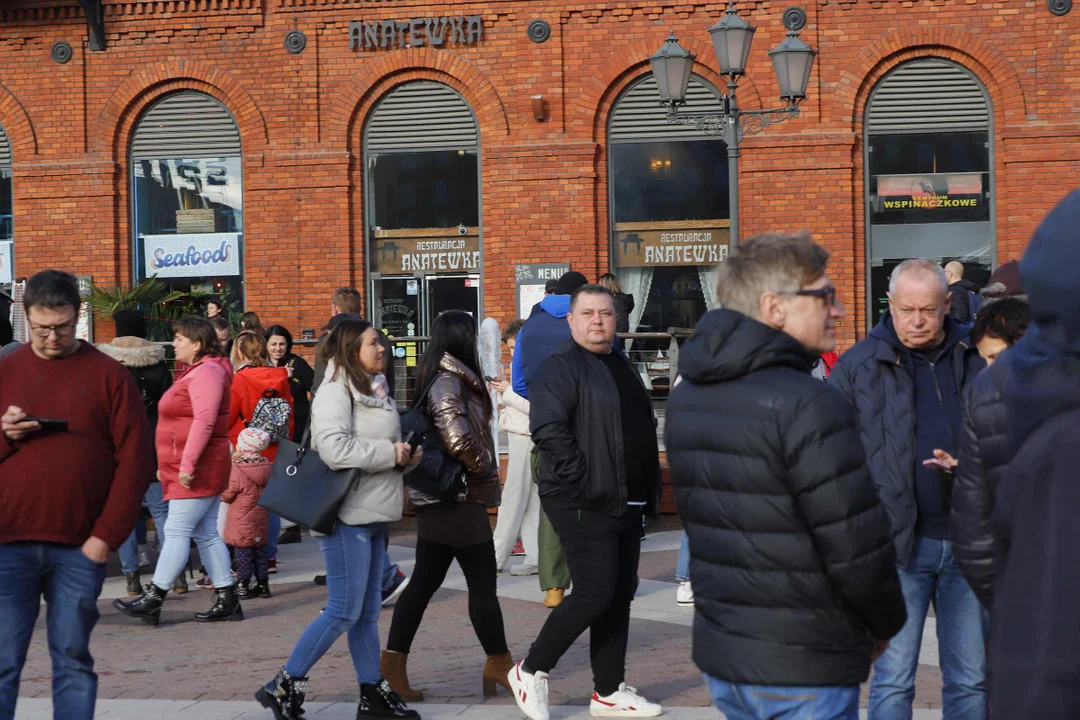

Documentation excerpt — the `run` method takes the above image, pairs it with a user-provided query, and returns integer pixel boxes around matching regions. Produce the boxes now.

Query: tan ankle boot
[379,650,424,701]
[482,652,514,696]
[544,588,564,608]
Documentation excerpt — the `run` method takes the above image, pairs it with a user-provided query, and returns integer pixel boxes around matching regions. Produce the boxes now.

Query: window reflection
[371,151,479,230]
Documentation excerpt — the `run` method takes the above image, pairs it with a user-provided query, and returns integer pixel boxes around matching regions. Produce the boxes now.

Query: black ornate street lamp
[649,3,817,247]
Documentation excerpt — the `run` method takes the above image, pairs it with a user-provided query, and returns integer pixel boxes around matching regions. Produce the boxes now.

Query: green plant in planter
[86,277,185,318]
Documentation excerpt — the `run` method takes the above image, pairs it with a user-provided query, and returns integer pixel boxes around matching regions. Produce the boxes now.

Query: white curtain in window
[619,266,654,350]
[698,265,719,311]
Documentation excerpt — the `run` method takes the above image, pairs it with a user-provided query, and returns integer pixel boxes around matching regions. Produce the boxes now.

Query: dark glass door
[426,275,479,329]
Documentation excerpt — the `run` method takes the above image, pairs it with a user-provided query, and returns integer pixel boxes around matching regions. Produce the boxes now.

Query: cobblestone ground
[16,531,944,710]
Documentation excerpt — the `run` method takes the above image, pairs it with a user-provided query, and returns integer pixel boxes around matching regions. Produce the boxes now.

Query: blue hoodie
[990,189,1080,718]
[512,294,571,399]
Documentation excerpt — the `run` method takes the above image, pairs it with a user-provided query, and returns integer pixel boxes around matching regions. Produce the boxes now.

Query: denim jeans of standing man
[0,542,108,720]
[118,481,169,575]
[285,522,386,683]
[708,675,860,720]
[869,536,986,720]
[676,532,691,582]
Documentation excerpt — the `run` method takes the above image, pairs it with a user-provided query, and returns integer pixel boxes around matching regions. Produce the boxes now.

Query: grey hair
[889,259,948,296]
[714,231,829,320]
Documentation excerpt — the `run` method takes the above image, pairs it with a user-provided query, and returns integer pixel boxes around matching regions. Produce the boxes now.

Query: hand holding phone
[2,406,40,441]
[22,417,69,433]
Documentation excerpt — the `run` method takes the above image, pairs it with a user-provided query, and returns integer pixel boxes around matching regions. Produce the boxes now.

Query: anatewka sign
[350,16,483,50]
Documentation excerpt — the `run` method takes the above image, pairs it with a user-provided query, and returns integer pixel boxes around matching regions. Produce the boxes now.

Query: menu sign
[373,231,481,275]
[614,226,730,268]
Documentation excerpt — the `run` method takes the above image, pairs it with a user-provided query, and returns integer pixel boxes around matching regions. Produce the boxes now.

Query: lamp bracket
[77,0,107,51]
[664,103,800,140]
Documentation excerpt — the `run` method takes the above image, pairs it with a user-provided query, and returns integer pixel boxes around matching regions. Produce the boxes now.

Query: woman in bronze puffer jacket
[382,311,512,701]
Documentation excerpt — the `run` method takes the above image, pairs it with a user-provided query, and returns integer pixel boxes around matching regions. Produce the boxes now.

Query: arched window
[0,125,12,292]
[608,74,730,339]
[363,81,482,341]
[865,58,993,327]
[131,91,245,310]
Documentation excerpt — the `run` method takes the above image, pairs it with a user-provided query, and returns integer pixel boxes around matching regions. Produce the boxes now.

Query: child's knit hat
[236,427,271,456]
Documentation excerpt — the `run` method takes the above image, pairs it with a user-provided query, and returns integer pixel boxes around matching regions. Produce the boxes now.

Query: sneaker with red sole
[195,574,214,590]
[590,684,662,717]
[267,559,277,575]
[511,540,526,556]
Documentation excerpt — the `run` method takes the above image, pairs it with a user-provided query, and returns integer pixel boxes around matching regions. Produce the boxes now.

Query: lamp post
[649,3,816,248]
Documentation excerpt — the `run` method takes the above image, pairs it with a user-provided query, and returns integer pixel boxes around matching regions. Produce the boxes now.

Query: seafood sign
[143,233,241,278]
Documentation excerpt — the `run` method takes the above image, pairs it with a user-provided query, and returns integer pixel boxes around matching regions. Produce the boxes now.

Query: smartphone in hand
[22,417,68,433]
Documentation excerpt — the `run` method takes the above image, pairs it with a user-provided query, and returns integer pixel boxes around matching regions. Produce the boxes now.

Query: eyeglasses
[30,321,77,338]
[776,286,838,307]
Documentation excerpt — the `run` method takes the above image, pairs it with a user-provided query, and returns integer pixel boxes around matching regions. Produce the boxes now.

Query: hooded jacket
[950,350,1011,609]
[156,355,233,501]
[665,309,905,687]
[96,337,172,432]
[512,294,571,399]
[948,278,982,322]
[410,353,501,508]
[613,292,635,334]
[221,459,271,547]
[829,314,984,565]
[228,365,294,462]
[988,190,1080,718]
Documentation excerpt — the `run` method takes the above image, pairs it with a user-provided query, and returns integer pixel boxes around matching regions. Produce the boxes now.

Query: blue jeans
[285,523,386,684]
[151,496,232,591]
[118,482,169,575]
[869,536,986,720]
[676,531,691,582]
[707,675,860,720]
[266,513,281,560]
[0,543,107,720]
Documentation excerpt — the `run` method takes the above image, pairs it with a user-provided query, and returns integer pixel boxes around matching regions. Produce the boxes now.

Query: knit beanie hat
[982,260,1024,299]
[112,309,148,339]
[554,271,588,295]
[236,427,271,456]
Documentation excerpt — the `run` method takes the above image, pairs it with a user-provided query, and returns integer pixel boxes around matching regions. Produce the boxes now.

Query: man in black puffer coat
[666,233,905,718]
[949,297,1030,610]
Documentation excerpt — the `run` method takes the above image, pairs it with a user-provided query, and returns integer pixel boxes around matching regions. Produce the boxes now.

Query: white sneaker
[676,581,693,606]
[510,563,539,576]
[508,660,550,720]
[590,684,663,717]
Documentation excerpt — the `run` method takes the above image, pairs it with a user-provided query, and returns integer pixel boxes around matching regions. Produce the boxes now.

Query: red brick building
[0,0,1076,347]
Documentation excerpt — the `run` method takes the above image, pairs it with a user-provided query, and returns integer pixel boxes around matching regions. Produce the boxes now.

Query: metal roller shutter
[867,59,989,134]
[365,81,478,153]
[610,74,725,143]
[131,91,242,160]
[0,125,10,167]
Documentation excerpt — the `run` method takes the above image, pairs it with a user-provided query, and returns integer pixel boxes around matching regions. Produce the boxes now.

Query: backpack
[240,388,292,443]
[967,290,984,323]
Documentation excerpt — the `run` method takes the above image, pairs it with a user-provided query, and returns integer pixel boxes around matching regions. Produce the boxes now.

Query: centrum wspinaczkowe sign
[614,225,730,268]
[373,230,481,275]
[350,16,483,50]
[877,173,983,210]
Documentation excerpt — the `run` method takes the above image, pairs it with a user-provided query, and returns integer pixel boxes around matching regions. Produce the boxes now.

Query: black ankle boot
[195,585,244,622]
[249,578,273,599]
[236,580,250,598]
[113,583,167,626]
[255,666,308,720]
[278,525,302,544]
[357,678,420,719]
[125,571,142,597]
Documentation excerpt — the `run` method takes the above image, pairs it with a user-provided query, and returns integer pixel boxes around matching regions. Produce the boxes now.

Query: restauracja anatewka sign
[350,16,483,50]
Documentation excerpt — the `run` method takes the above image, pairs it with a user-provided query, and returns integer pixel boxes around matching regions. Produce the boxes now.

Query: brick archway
[572,37,763,142]
[832,27,1027,129]
[328,48,510,150]
[0,81,36,158]
[95,61,269,161]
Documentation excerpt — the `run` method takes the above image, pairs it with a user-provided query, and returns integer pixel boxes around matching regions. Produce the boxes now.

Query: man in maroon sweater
[0,270,153,720]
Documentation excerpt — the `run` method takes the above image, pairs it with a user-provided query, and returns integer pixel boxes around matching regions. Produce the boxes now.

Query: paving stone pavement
[15,531,947,717]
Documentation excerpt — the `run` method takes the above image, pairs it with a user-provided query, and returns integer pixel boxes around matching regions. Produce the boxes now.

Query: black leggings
[387,537,508,656]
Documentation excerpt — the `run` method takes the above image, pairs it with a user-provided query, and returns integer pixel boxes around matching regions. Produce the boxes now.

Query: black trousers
[524,504,642,696]
[386,537,509,656]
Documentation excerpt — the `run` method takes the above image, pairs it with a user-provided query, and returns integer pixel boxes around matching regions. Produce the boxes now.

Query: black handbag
[259,415,357,535]
[399,377,467,503]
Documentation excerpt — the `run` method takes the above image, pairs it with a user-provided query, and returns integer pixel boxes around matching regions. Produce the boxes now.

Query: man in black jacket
[509,284,662,720]
[666,233,905,718]
[946,261,982,323]
[830,259,987,718]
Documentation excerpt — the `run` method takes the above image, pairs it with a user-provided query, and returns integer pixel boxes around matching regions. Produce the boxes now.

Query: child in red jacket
[222,428,274,599]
